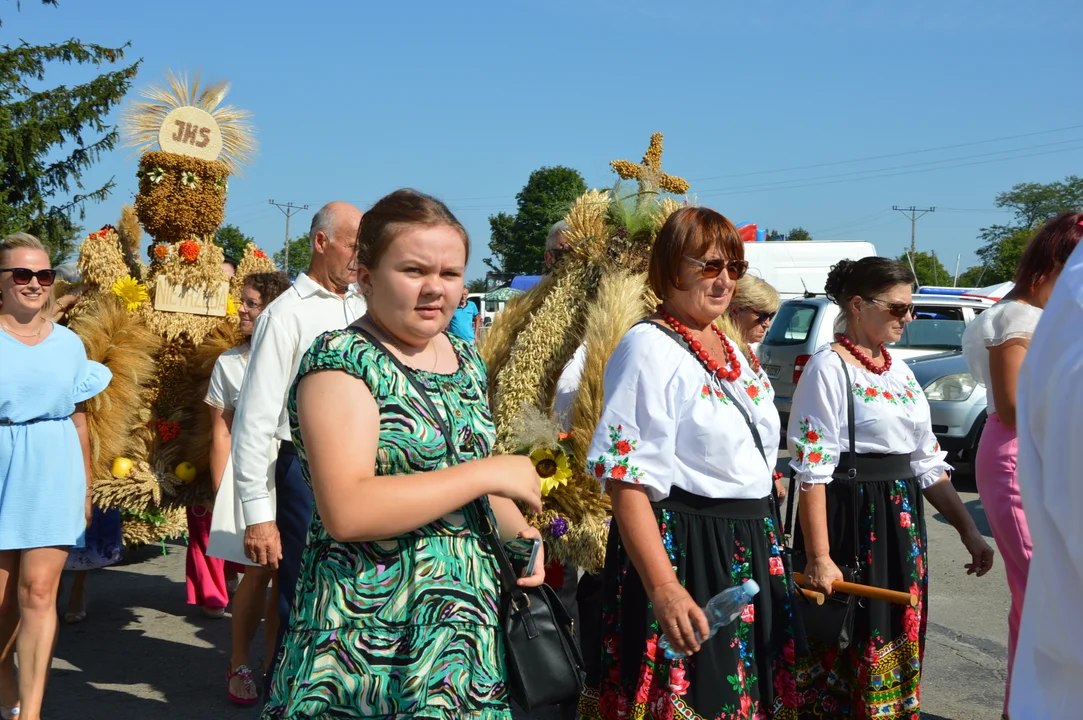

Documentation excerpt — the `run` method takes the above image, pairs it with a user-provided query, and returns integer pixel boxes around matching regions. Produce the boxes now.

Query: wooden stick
[797,586,825,605]
[792,572,918,607]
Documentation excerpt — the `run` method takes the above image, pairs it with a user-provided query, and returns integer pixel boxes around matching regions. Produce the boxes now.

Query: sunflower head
[111,276,149,312]
[530,447,573,497]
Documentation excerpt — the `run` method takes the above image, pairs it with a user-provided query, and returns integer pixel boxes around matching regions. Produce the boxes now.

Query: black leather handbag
[784,353,862,650]
[351,326,585,711]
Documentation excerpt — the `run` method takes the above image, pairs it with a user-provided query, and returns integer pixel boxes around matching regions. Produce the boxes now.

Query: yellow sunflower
[226,294,239,316]
[530,447,573,496]
[111,276,149,311]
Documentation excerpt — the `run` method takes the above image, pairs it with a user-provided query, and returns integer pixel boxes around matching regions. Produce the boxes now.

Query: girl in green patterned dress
[262,190,546,719]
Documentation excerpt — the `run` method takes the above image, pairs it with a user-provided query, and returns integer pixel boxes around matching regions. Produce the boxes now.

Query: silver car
[907,351,986,461]
[758,295,991,430]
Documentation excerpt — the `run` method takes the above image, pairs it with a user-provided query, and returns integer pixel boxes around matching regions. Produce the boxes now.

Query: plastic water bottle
[658,579,761,660]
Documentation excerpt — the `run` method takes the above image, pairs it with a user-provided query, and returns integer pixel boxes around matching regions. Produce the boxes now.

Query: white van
[742,241,877,298]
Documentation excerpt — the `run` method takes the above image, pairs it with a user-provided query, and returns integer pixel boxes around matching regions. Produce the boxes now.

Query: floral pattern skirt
[577,489,798,720]
[791,475,928,719]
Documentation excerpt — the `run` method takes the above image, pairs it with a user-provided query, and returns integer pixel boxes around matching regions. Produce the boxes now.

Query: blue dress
[0,324,112,551]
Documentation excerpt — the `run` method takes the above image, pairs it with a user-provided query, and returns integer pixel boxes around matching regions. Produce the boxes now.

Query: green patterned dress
[261,328,510,719]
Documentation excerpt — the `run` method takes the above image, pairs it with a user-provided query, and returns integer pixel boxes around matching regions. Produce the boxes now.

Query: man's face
[320,207,363,291]
[544,232,571,269]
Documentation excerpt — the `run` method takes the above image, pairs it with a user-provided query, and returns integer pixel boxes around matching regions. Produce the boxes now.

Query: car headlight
[923,373,977,402]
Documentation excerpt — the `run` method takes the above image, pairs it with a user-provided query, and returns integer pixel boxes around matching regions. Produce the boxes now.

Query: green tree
[486,166,587,275]
[975,175,1083,284]
[273,234,312,280]
[466,278,488,293]
[897,250,950,287]
[957,265,988,288]
[0,8,140,262]
[787,227,812,241]
[764,228,785,241]
[214,223,253,263]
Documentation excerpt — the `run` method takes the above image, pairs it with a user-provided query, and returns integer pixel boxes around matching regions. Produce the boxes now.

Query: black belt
[279,441,297,456]
[834,453,914,483]
[654,487,772,520]
[0,417,51,426]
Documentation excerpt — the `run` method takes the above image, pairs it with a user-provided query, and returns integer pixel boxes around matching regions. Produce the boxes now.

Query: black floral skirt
[576,489,798,720]
[791,457,929,720]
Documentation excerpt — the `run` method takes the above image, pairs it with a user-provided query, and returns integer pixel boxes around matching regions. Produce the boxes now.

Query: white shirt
[204,344,250,412]
[587,323,774,503]
[553,344,587,431]
[961,300,1042,416]
[231,273,366,526]
[787,345,950,488]
[1009,243,1083,719]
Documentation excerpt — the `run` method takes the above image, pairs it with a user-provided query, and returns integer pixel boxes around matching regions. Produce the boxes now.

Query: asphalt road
[41,463,1007,720]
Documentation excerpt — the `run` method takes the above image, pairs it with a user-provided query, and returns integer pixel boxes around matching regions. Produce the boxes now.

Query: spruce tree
[0,10,140,262]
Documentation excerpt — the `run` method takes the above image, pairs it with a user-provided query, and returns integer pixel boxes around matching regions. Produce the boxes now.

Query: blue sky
[8,0,1083,282]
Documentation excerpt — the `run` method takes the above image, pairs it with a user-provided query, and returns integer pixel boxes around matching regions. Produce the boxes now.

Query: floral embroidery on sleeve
[743,379,765,405]
[793,419,833,467]
[590,424,645,484]
[698,382,730,405]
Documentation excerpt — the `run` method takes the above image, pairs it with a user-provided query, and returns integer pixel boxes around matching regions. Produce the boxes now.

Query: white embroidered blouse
[786,345,950,489]
[587,323,776,502]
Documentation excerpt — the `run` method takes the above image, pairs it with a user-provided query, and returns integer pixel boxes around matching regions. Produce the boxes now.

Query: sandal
[227,665,258,707]
[0,705,19,719]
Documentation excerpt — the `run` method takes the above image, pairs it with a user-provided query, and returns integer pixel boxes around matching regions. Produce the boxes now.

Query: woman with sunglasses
[195,271,290,705]
[961,211,1082,720]
[578,207,797,719]
[787,256,993,719]
[717,276,785,499]
[0,233,111,720]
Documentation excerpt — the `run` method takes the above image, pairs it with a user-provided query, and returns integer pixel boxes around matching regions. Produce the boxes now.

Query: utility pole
[893,205,935,256]
[269,200,309,276]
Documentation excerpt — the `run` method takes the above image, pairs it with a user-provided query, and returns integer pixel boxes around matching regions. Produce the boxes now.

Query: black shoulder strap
[346,324,529,604]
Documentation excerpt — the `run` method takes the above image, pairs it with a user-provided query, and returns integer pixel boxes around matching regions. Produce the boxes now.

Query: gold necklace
[0,318,45,339]
[365,315,438,371]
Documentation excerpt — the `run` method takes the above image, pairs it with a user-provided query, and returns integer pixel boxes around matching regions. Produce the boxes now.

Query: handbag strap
[833,351,861,571]
[347,324,531,607]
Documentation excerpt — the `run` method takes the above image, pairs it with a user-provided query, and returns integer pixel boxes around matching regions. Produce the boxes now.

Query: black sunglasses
[0,267,56,287]
[862,296,914,318]
[683,255,749,281]
[749,309,776,325]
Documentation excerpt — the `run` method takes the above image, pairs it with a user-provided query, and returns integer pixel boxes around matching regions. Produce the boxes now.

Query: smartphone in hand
[505,537,542,578]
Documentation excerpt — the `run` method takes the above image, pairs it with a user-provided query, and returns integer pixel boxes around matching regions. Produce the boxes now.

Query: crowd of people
[0,199,1080,720]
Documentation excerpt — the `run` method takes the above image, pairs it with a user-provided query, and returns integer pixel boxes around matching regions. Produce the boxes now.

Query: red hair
[1014,211,1083,292]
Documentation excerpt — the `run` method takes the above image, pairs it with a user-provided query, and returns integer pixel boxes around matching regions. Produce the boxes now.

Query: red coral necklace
[658,305,742,382]
[835,333,892,375]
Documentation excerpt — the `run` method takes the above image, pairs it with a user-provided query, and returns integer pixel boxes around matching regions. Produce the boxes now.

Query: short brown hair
[1014,211,1083,293]
[648,207,744,299]
[356,189,469,269]
[242,271,290,306]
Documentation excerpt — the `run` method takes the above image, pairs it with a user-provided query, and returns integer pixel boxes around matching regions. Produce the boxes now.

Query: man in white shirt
[229,200,365,694]
[1011,239,1083,719]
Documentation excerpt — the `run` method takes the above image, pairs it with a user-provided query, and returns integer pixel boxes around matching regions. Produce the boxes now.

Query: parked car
[758,294,992,429]
[907,350,986,462]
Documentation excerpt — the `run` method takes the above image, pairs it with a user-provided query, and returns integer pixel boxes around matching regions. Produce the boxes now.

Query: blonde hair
[715,275,781,360]
[0,232,54,317]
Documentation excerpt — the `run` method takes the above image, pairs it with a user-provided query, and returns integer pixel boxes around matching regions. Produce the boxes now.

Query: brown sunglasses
[683,255,749,281]
[862,296,914,318]
[0,267,57,286]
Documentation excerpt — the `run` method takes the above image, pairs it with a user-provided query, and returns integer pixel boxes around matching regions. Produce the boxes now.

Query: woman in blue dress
[0,233,112,720]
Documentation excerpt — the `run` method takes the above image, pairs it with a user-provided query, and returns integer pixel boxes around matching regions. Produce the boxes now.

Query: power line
[687,123,1083,182]
[269,200,309,273]
[893,206,936,255]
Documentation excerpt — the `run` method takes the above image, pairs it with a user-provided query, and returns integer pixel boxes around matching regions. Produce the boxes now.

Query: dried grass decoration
[479,133,688,571]
[134,151,228,244]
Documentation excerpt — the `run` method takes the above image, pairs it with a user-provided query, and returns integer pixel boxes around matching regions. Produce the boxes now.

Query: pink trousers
[186,505,230,609]
[974,413,1032,715]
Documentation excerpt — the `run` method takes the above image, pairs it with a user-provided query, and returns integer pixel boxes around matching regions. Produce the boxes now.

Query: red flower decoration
[254,249,267,259]
[900,511,912,528]
[610,465,628,480]
[769,556,785,575]
[805,430,820,443]
[178,240,201,263]
[615,439,632,456]
[156,419,182,442]
[741,604,755,623]
[593,463,606,478]
[883,391,895,400]
[808,451,823,464]
[668,664,691,695]
[153,244,169,260]
[746,384,759,399]
[865,387,879,397]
